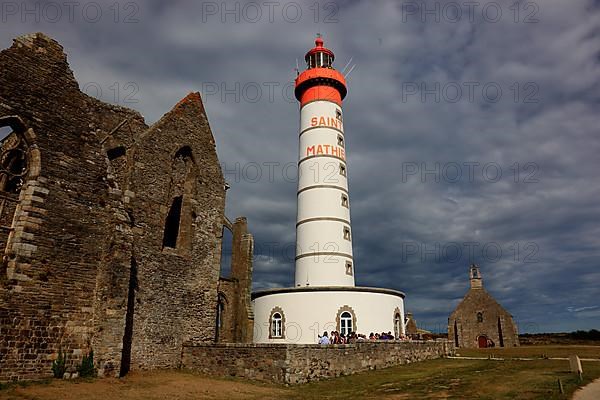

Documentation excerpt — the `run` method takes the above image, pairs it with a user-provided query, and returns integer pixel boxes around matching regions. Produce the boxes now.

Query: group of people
[318,330,410,344]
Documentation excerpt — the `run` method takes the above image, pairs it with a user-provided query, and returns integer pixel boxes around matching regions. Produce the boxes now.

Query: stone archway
[0,115,44,281]
[393,307,403,339]
[214,292,228,342]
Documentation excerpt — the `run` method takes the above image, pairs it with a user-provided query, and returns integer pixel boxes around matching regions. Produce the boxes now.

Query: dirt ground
[0,371,285,400]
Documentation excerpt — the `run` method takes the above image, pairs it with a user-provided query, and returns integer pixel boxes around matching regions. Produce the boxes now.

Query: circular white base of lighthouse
[251,287,405,344]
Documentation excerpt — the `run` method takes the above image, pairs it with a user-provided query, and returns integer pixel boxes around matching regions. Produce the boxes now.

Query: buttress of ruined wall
[405,314,419,336]
[125,93,226,370]
[216,217,254,344]
[91,108,149,377]
[0,33,147,381]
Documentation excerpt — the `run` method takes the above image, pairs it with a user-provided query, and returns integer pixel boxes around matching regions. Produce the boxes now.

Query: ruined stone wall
[448,288,519,348]
[0,33,247,382]
[0,33,147,382]
[217,217,254,344]
[182,341,455,385]
[125,93,226,371]
[405,313,419,335]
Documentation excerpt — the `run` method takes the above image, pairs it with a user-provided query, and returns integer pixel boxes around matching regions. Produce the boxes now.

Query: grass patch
[285,358,600,400]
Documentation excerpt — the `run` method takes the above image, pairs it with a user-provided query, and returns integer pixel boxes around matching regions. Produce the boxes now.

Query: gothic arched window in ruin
[1,148,27,193]
[216,295,226,330]
[0,116,41,270]
[477,312,484,323]
[162,196,183,249]
[215,292,227,342]
[174,146,193,160]
[162,146,198,253]
[0,120,30,194]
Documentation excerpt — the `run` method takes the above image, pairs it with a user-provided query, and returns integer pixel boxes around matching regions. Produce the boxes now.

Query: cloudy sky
[2,0,599,333]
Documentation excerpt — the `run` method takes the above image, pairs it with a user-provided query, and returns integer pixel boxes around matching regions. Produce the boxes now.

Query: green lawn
[456,345,600,359]
[287,358,600,400]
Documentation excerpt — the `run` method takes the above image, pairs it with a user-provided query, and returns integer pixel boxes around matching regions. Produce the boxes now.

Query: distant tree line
[569,329,600,340]
[520,329,600,341]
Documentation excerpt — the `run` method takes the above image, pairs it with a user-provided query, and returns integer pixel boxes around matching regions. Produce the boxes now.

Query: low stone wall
[181,340,454,384]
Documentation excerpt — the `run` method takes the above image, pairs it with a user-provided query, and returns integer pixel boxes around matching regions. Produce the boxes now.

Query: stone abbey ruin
[0,33,253,381]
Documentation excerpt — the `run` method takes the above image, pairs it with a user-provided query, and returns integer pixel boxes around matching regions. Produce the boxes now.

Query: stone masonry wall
[0,33,249,381]
[181,341,454,385]
[0,33,146,381]
[125,92,226,371]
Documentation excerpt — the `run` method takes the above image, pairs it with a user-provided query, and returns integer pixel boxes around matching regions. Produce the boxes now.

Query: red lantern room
[295,36,347,107]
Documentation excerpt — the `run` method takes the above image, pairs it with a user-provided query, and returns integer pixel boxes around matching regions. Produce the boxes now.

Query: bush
[571,329,600,341]
[51,349,67,379]
[77,350,96,378]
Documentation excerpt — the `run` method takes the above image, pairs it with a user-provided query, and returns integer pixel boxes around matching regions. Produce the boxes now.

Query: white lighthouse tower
[295,36,354,288]
[252,37,406,344]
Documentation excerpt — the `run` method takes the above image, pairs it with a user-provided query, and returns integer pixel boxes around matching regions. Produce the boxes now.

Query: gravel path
[573,378,600,400]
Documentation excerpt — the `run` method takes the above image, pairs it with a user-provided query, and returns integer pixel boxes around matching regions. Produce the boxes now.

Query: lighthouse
[295,36,353,287]
[252,37,406,344]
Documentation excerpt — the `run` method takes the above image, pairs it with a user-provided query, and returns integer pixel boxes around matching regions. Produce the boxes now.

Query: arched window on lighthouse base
[268,307,286,339]
[336,305,357,337]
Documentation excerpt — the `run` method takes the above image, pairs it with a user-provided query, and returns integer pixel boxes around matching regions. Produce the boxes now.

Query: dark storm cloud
[1,0,599,332]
